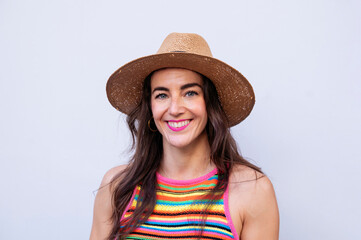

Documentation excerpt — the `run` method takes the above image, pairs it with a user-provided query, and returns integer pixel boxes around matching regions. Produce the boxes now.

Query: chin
[167,140,192,149]
[164,133,205,149]
[162,135,189,148]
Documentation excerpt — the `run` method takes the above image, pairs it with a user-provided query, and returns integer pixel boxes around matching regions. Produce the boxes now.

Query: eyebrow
[181,83,202,90]
[152,83,202,94]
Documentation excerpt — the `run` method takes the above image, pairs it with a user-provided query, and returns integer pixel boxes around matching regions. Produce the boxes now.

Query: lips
[167,119,191,132]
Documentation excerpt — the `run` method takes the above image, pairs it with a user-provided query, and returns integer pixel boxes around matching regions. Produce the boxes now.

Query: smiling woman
[150,68,208,150]
[90,33,279,240]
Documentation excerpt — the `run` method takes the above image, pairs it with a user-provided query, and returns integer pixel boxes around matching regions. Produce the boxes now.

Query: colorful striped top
[121,168,239,239]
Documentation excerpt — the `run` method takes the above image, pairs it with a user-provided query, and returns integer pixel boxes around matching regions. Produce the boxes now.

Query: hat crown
[107,32,255,126]
[157,33,213,57]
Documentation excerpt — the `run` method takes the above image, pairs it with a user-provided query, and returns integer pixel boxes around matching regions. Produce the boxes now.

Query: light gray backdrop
[1,0,360,239]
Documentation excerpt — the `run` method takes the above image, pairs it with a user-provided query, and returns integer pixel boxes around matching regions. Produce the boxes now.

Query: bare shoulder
[90,164,128,240]
[229,164,274,195]
[228,164,279,240]
[100,164,128,188]
[229,164,277,210]
[229,164,264,183]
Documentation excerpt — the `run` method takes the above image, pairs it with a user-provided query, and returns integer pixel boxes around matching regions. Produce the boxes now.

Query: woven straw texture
[106,33,255,126]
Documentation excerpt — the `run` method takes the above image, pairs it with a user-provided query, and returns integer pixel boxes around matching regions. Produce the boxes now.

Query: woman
[90,33,279,240]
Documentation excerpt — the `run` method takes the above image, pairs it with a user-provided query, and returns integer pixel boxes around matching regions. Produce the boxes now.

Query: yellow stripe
[138,224,230,235]
[128,198,224,214]
[147,215,228,224]
[158,191,208,197]
[153,203,224,211]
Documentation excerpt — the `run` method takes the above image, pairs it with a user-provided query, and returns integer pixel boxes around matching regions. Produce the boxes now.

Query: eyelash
[155,93,167,99]
[185,91,198,97]
[155,91,199,99]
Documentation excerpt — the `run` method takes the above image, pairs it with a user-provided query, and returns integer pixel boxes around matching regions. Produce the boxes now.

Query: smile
[167,120,191,132]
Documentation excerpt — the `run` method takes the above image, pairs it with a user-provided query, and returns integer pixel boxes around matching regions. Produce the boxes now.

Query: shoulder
[229,164,264,184]
[95,164,128,212]
[90,164,128,240]
[229,164,277,212]
[228,164,279,239]
[229,164,274,195]
[100,164,128,188]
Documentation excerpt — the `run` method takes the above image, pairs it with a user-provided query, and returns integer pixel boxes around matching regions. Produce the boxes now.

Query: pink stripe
[120,186,137,221]
[224,184,240,239]
[147,218,227,225]
[137,226,231,237]
[156,168,218,185]
[136,227,233,238]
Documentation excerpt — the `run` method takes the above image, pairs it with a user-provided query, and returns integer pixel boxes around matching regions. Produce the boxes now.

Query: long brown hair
[107,70,262,239]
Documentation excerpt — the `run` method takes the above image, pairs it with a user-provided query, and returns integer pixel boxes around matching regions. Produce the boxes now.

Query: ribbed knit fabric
[121,168,238,239]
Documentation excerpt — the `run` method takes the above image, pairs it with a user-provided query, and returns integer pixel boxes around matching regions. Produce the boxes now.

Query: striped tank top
[121,168,239,239]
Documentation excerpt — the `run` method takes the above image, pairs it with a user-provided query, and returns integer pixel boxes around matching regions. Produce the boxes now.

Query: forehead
[150,68,203,88]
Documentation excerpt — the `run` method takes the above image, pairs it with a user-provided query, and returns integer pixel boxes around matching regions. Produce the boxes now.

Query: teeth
[168,120,190,128]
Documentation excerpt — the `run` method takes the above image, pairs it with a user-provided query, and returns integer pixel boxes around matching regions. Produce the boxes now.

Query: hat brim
[106,52,255,127]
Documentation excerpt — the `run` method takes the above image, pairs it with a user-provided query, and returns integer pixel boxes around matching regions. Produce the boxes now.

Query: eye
[155,93,167,99]
[185,91,198,97]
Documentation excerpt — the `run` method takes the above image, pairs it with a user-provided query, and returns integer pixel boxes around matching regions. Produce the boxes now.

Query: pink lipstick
[167,119,191,132]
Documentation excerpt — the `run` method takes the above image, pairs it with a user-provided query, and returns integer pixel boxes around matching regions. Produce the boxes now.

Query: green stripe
[156,198,223,205]
[158,183,216,191]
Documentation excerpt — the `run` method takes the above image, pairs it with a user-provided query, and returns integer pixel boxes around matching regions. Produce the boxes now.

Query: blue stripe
[145,220,231,230]
[208,175,218,181]
[139,225,233,237]
[133,196,223,206]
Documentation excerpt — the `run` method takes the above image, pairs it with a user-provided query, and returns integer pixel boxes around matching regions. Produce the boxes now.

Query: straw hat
[106,32,255,127]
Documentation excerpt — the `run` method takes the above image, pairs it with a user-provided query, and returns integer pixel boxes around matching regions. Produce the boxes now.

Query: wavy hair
[107,70,262,239]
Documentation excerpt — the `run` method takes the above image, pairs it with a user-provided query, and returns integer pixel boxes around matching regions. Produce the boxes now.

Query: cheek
[150,101,155,116]
[150,101,158,116]
[191,101,207,118]
[151,102,166,120]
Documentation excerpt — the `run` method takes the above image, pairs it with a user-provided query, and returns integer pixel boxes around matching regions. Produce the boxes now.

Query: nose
[168,96,185,116]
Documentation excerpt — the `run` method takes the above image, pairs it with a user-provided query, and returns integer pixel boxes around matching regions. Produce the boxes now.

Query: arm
[90,165,127,240]
[240,176,279,240]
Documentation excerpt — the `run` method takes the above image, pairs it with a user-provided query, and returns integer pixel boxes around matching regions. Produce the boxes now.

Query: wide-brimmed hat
[106,32,255,127]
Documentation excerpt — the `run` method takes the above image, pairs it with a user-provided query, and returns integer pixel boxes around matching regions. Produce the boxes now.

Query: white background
[1,0,360,239]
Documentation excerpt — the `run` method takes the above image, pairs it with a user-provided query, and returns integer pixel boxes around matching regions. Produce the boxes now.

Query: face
[150,68,208,149]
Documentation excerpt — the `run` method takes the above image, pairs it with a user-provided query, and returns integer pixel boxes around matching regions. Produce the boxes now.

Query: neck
[160,131,214,180]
